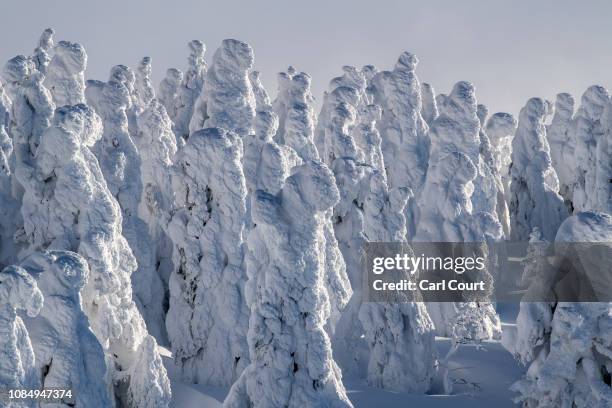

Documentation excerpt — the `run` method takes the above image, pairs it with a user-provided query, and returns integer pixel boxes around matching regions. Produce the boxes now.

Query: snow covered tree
[0,264,43,407]
[166,127,249,386]
[274,71,319,160]
[158,67,183,131]
[32,28,54,74]
[0,81,20,266]
[415,150,501,390]
[509,212,612,407]
[20,250,112,407]
[370,52,429,238]
[421,82,438,126]
[195,39,255,139]
[572,86,609,212]
[546,93,575,208]
[19,103,170,406]
[358,171,436,393]
[510,97,568,241]
[134,56,155,112]
[44,40,87,106]
[353,103,386,175]
[596,99,612,213]
[85,70,164,343]
[486,112,517,238]
[224,160,353,408]
[2,54,54,188]
[172,40,206,140]
[134,98,178,342]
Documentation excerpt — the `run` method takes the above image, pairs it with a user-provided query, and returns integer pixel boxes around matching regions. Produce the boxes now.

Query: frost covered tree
[166,127,249,386]
[572,86,609,212]
[353,104,386,175]
[596,99,612,213]
[508,212,612,407]
[172,40,206,140]
[134,56,155,112]
[44,40,87,106]
[510,97,568,241]
[546,93,575,207]
[191,39,255,139]
[19,103,170,406]
[20,251,113,407]
[358,171,436,392]
[85,70,163,342]
[158,67,183,130]
[224,160,353,408]
[134,99,178,342]
[0,81,21,265]
[0,264,43,406]
[32,28,54,74]
[2,55,54,188]
[273,71,319,160]
[421,82,438,126]
[486,112,517,238]
[370,52,429,238]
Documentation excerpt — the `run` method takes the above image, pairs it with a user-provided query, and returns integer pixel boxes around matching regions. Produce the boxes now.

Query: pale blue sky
[2,0,611,116]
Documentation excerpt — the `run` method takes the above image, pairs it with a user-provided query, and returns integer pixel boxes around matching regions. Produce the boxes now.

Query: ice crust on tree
[224,161,352,408]
[17,103,170,406]
[510,97,568,241]
[509,212,612,408]
[0,264,43,406]
[546,93,575,206]
[158,68,183,131]
[20,251,113,407]
[166,127,249,386]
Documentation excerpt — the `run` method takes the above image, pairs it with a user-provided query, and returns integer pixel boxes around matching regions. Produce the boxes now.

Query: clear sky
[2,0,612,116]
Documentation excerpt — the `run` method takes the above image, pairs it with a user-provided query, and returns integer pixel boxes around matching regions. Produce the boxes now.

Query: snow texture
[224,160,353,408]
[166,127,249,386]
